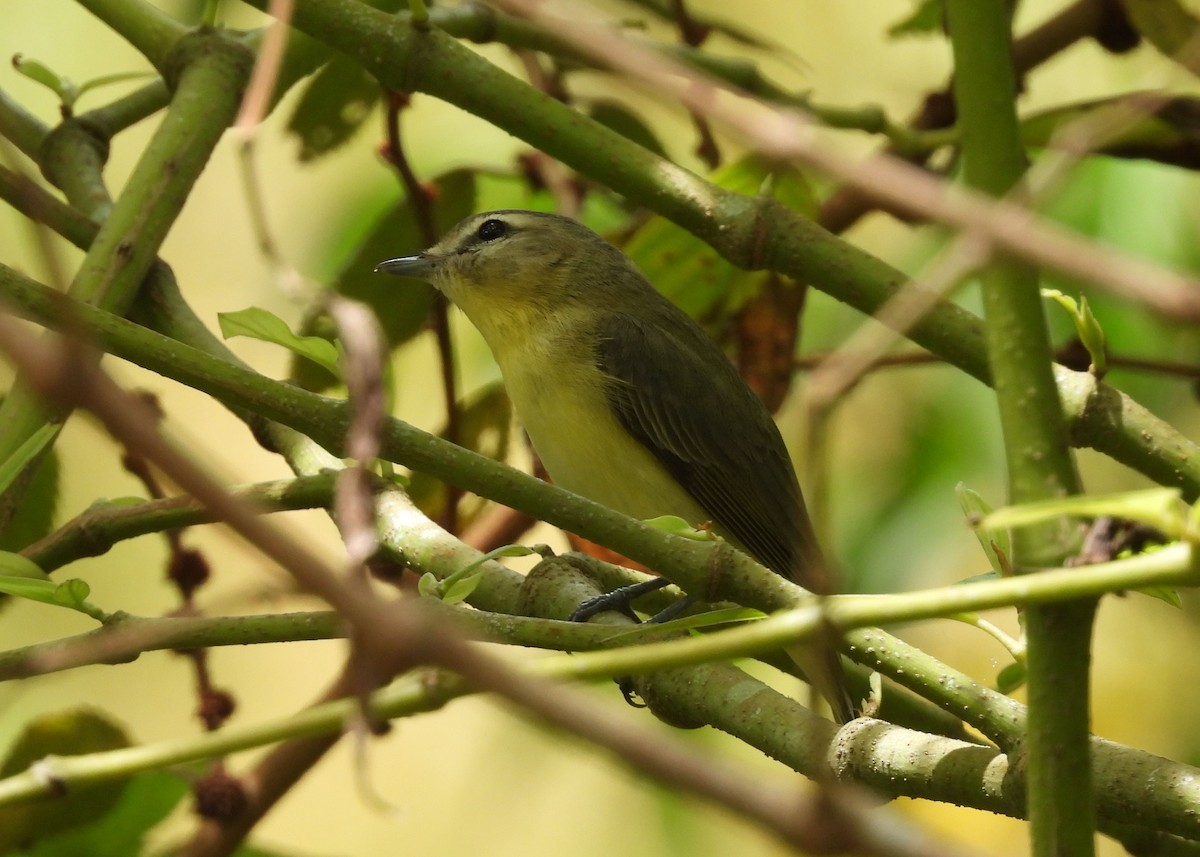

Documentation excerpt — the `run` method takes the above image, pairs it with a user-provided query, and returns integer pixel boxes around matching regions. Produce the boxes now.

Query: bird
[376,209,854,723]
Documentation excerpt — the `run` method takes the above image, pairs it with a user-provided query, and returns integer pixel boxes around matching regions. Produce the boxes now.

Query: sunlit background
[2,1,1200,854]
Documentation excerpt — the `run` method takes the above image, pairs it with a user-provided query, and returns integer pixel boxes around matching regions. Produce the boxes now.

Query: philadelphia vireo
[377,210,854,723]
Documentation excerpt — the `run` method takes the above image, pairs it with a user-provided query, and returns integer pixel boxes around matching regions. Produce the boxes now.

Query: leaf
[0,445,58,554]
[286,53,381,162]
[0,570,107,620]
[614,604,763,638]
[292,169,478,391]
[979,488,1189,540]
[1136,585,1182,608]
[1020,95,1200,170]
[587,101,666,157]
[421,543,537,604]
[20,771,188,857]
[218,307,342,377]
[407,381,511,528]
[11,55,77,106]
[0,551,47,580]
[888,0,945,38]
[955,483,1012,577]
[0,424,58,497]
[417,572,440,599]
[623,155,816,329]
[995,661,1027,694]
[0,709,132,854]
[1042,289,1107,374]
[642,515,713,541]
[441,571,484,605]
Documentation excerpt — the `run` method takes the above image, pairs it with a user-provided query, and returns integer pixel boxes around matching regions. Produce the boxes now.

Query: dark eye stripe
[477,219,507,241]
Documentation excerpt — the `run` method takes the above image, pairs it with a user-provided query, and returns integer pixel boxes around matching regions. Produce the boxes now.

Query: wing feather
[595,309,825,590]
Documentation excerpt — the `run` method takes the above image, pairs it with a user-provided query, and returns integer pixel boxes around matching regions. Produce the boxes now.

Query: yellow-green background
[2,1,1200,854]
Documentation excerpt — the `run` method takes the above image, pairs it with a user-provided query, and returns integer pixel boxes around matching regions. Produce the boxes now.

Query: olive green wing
[595,311,822,588]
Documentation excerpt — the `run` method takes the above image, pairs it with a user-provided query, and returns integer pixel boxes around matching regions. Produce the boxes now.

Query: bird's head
[376,210,640,338]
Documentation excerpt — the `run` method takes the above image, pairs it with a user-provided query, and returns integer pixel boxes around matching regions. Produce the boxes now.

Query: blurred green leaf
[0,425,57,497]
[293,170,477,390]
[995,661,1026,694]
[11,55,77,107]
[621,0,808,67]
[408,381,511,528]
[286,53,381,162]
[1136,585,1182,608]
[980,488,1188,541]
[0,709,132,854]
[1021,95,1200,171]
[0,447,58,554]
[587,101,666,157]
[0,553,46,580]
[218,307,342,377]
[623,155,815,328]
[17,771,188,857]
[888,0,944,37]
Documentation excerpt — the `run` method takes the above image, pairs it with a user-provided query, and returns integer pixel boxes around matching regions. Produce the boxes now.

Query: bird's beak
[374,253,438,280]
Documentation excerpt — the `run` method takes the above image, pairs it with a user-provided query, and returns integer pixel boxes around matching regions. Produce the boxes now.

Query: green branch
[22,473,339,572]
[0,608,1198,839]
[946,2,1093,854]
[0,28,252,528]
[72,0,189,73]
[1,264,1196,745]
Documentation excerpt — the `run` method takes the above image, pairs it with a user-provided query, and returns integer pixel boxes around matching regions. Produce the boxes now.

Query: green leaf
[980,488,1188,540]
[11,55,77,106]
[0,552,47,580]
[286,53,381,162]
[0,709,132,854]
[218,307,342,377]
[408,381,511,528]
[0,424,58,497]
[417,572,440,599]
[19,771,188,857]
[642,515,713,541]
[420,543,538,603]
[1136,585,1182,608]
[0,570,107,620]
[995,661,1027,694]
[643,606,763,634]
[888,0,945,38]
[0,445,58,554]
[587,101,666,157]
[623,155,815,328]
[441,570,484,605]
[1042,288,1108,374]
[293,170,477,391]
[955,483,1012,576]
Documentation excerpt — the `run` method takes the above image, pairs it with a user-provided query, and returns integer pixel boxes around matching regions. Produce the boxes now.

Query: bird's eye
[476,219,507,242]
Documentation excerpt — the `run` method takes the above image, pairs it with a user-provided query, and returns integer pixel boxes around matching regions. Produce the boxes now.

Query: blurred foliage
[2,1,1200,856]
[0,709,132,855]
